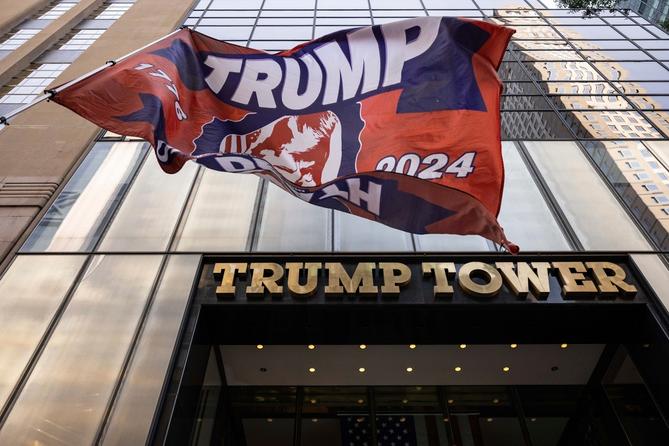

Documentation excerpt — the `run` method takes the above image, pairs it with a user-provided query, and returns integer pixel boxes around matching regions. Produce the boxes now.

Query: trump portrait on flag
[50,16,518,251]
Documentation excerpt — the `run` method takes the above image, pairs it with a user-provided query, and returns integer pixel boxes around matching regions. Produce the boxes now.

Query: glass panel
[334,212,413,252]
[21,142,147,252]
[0,255,162,446]
[0,255,85,409]
[446,386,524,446]
[176,170,257,251]
[498,142,571,250]
[101,255,201,445]
[603,346,669,445]
[631,254,669,312]
[256,183,331,251]
[518,386,583,446]
[524,141,652,250]
[97,157,198,251]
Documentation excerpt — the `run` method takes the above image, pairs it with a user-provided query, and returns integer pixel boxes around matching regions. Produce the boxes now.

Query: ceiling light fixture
[308,344,316,350]
[357,399,364,404]
[406,367,414,372]
[560,343,568,349]
[454,366,462,372]
[447,399,454,404]
[308,367,316,373]
[409,344,417,349]
[256,344,264,350]
[510,344,518,349]
[459,344,467,349]
[359,367,366,373]
[503,366,510,372]
[359,344,367,350]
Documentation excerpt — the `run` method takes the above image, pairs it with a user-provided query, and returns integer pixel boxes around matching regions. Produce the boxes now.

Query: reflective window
[21,142,147,252]
[524,141,652,250]
[97,157,198,252]
[0,255,85,410]
[256,183,332,251]
[176,170,257,252]
[0,255,162,446]
[101,255,200,445]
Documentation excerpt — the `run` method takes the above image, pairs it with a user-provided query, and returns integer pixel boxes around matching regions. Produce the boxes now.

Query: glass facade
[1,0,669,445]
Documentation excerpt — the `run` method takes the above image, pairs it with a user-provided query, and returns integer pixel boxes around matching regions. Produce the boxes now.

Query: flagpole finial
[0,116,9,126]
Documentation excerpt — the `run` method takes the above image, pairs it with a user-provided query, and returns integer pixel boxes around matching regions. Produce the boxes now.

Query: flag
[52,18,517,251]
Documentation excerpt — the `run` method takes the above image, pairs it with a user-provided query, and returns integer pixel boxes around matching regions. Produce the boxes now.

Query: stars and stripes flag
[51,17,517,251]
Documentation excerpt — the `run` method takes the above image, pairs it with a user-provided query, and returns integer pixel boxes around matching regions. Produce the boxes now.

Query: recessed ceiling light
[443,417,449,422]
[308,344,316,350]
[256,344,264,350]
[406,367,414,372]
[454,366,462,372]
[267,418,273,422]
[503,366,510,372]
[409,344,417,349]
[447,399,454,404]
[359,344,367,350]
[510,344,518,349]
[312,418,318,423]
[357,399,364,404]
[402,399,409,404]
[493,398,499,404]
[359,367,366,373]
[308,367,316,373]
[486,418,493,422]
[459,344,467,349]
[400,417,406,422]
[356,417,365,423]
[560,343,568,349]
[310,399,317,404]
[531,418,537,422]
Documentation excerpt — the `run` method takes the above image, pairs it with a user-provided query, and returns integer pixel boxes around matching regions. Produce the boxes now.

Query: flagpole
[0,27,187,126]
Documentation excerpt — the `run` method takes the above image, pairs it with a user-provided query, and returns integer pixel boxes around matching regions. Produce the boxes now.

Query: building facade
[1,1,669,445]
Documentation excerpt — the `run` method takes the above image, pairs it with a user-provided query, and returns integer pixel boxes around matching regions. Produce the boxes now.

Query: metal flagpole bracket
[0,27,184,127]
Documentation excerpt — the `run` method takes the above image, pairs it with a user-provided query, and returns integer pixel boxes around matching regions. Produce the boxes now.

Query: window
[39,2,77,20]
[0,29,40,51]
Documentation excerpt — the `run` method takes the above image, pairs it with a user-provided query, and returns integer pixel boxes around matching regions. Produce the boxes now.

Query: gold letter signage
[211,259,638,301]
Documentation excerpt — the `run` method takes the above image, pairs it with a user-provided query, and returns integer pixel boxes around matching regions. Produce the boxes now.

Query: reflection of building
[626,0,669,25]
[0,2,669,446]
[496,7,669,250]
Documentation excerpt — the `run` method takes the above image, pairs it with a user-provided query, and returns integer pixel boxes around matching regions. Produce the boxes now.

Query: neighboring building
[0,1,669,446]
[627,0,669,25]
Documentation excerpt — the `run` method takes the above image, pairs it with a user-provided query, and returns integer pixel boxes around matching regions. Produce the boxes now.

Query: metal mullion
[366,0,374,25]
[532,9,669,139]
[293,386,304,446]
[167,166,205,252]
[438,387,456,446]
[368,386,378,446]
[515,141,584,251]
[88,144,153,253]
[510,387,534,446]
[92,252,170,445]
[312,0,317,40]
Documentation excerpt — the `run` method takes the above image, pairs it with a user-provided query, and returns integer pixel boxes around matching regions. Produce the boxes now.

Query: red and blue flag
[52,17,517,251]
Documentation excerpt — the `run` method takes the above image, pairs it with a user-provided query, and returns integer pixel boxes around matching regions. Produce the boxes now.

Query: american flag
[340,415,417,446]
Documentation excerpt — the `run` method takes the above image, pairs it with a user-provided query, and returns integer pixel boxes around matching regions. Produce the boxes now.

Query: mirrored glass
[21,142,147,252]
[497,142,571,250]
[176,170,257,252]
[0,255,85,410]
[256,183,331,251]
[101,255,200,446]
[97,157,198,252]
[0,255,162,446]
[334,212,413,251]
[524,141,652,250]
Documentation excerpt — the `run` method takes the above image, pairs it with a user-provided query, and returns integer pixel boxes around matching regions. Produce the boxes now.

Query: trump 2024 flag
[52,17,518,251]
